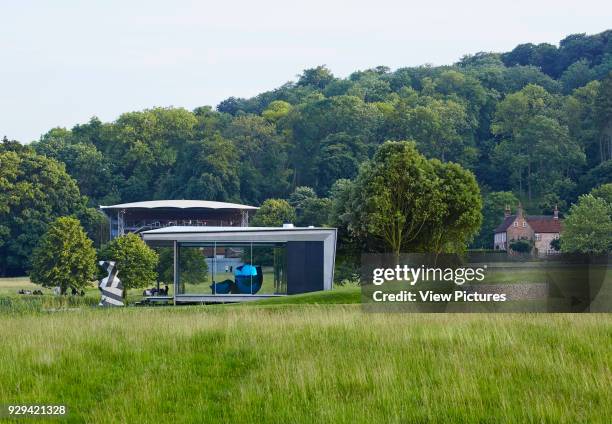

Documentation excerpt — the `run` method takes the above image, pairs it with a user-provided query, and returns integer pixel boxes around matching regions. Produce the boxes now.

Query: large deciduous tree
[492,84,585,200]
[407,98,475,166]
[346,141,481,256]
[0,146,87,276]
[315,132,366,195]
[297,65,336,89]
[594,71,612,163]
[262,100,292,122]
[101,107,198,202]
[285,95,381,190]
[347,141,440,255]
[30,217,97,294]
[33,127,120,206]
[223,115,291,203]
[288,186,317,216]
[299,198,332,227]
[158,135,240,201]
[287,185,333,227]
[590,183,612,204]
[560,194,612,254]
[564,81,601,167]
[422,160,482,253]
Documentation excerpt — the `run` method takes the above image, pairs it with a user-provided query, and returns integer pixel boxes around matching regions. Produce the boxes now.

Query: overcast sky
[1,0,611,143]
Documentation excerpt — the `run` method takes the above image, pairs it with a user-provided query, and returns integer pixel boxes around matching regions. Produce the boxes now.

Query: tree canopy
[30,217,97,294]
[337,141,481,255]
[98,233,159,294]
[250,199,297,227]
[2,29,612,271]
[17,33,610,214]
[0,143,91,276]
[560,193,612,254]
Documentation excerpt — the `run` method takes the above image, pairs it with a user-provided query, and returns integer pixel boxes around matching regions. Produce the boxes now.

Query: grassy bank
[1,304,611,423]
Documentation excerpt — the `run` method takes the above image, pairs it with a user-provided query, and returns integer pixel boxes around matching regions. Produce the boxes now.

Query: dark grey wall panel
[286,241,324,294]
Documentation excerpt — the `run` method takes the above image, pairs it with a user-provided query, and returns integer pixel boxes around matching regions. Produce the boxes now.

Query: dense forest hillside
[2,29,612,274]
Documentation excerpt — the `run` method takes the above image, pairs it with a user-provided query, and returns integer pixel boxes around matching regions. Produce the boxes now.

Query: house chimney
[553,204,559,220]
[517,202,523,218]
[504,205,511,218]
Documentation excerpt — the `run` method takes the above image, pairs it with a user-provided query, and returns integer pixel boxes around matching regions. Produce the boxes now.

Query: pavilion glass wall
[176,241,287,295]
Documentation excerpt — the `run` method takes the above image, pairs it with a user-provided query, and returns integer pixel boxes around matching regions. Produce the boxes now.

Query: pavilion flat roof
[141,225,337,243]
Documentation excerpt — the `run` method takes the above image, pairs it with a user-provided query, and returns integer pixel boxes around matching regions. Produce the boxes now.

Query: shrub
[509,239,532,253]
[549,238,561,251]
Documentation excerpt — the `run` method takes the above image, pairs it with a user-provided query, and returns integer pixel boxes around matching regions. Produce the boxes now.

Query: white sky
[1,0,611,143]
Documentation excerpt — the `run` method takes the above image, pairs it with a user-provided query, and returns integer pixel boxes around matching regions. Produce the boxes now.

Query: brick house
[493,203,562,255]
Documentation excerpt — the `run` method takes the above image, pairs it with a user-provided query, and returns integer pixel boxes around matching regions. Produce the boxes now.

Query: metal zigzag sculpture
[98,260,124,306]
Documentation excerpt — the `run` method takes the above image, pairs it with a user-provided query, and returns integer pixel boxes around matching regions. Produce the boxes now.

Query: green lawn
[0,278,611,423]
[0,276,38,296]
[241,284,360,305]
[0,277,162,312]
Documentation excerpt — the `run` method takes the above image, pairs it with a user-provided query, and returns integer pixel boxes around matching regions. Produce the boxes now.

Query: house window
[513,221,518,227]
[522,221,526,228]
[535,233,541,241]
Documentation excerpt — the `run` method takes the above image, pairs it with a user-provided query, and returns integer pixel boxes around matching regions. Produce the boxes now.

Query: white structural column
[173,240,178,305]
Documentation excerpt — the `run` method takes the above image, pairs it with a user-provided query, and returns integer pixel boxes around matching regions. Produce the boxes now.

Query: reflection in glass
[174,242,287,295]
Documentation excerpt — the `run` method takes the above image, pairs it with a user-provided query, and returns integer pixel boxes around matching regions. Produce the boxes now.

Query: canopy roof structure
[100,200,258,211]
[99,200,258,240]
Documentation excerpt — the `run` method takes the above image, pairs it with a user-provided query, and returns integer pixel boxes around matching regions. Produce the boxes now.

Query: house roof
[494,216,516,233]
[100,200,258,211]
[494,215,562,234]
[526,216,562,233]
